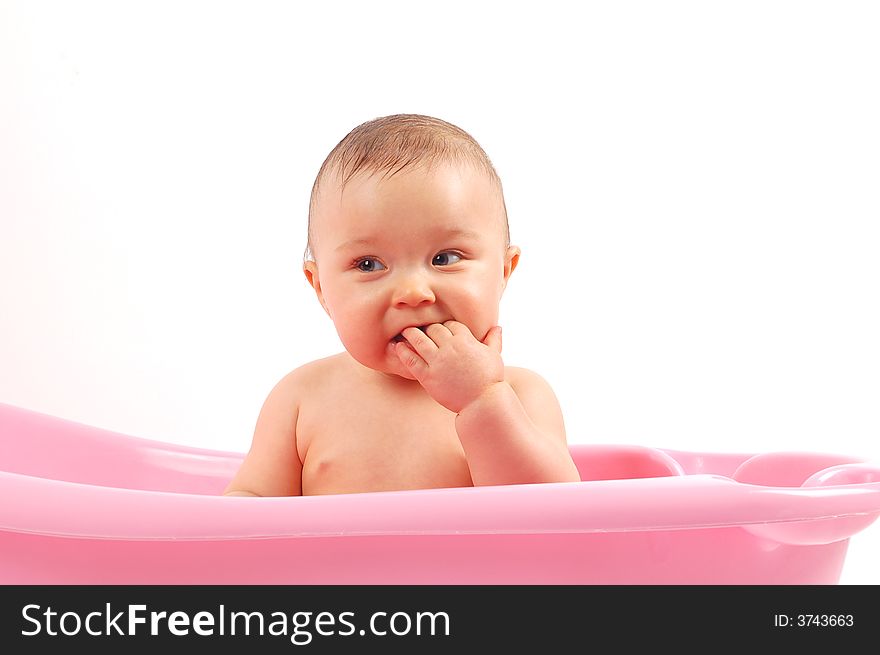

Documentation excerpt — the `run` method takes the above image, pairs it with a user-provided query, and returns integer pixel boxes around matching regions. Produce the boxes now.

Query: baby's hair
[305,114,509,261]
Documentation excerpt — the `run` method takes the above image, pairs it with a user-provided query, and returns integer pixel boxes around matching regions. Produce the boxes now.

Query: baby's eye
[432,251,462,267]
[354,257,386,273]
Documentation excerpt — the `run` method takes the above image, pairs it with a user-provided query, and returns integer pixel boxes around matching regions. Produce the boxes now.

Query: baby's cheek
[335,326,373,360]
[463,305,499,337]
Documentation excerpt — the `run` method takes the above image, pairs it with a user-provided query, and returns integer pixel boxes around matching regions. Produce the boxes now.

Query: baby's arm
[394,322,581,486]
[454,368,581,486]
[223,372,302,497]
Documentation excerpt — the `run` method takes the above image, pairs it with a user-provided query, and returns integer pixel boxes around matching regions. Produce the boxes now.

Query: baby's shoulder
[503,365,557,397]
[269,353,348,398]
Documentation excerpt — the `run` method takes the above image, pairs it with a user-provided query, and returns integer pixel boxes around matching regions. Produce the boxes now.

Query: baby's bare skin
[224,157,581,497]
[228,336,577,496]
[294,352,473,495]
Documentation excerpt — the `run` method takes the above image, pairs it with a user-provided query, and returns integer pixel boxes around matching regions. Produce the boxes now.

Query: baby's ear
[303,261,331,316]
[502,246,521,289]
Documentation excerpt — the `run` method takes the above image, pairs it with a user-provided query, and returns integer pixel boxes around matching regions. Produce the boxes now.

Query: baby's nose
[392,272,436,307]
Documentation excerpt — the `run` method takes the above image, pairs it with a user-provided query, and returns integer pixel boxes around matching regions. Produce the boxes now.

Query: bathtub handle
[740,461,880,545]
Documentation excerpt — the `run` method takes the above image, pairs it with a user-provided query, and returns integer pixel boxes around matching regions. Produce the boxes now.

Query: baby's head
[305,114,509,261]
[304,114,520,378]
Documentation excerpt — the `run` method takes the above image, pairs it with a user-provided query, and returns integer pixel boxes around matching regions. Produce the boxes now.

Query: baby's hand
[393,321,504,414]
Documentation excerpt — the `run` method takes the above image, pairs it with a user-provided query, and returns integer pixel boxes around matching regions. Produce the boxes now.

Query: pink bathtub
[1,402,879,584]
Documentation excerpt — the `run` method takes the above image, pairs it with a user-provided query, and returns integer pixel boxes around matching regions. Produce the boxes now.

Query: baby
[224,114,581,496]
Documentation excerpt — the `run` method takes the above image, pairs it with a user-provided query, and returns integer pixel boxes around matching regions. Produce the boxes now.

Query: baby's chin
[388,367,418,382]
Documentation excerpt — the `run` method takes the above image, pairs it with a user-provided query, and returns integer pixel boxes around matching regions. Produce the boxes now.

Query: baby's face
[306,162,518,380]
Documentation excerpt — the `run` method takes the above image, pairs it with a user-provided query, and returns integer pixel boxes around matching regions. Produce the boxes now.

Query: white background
[1,1,878,583]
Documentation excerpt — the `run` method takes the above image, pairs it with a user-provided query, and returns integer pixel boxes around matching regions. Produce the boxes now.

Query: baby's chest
[298,407,472,495]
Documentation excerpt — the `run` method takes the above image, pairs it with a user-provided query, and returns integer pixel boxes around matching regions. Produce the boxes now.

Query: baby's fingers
[393,342,429,379]
[401,326,439,359]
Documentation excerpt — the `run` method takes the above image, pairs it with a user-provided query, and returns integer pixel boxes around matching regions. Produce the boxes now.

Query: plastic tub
[1,402,878,584]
